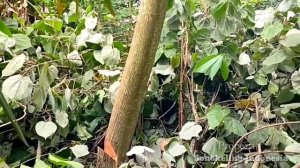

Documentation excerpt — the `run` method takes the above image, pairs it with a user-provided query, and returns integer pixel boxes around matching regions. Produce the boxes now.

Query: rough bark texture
[98,0,168,167]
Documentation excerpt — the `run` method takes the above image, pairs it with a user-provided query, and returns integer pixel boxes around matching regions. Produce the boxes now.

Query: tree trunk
[97,0,168,167]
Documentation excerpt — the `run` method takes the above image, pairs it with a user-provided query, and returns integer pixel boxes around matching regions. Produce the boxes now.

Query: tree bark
[98,0,168,167]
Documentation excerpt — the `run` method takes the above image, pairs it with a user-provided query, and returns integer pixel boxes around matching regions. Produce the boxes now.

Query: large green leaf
[77,124,92,141]
[280,29,300,47]
[254,73,268,86]
[0,20,12,37]
[193,55,225,80]
[2,75,33,100]
[217,18,236,36]
[32,85,48,112]
[179,122,202,140]
[35,121,57,139]
[202,138,227,157]
[39,64,58,89]
[212,2,229,21]
[261,21,283,40]
[276,89,294,104]
[207,105,230,129]
[12,34,32,51]
[185,0,196,16]
[166,140,187,157]
[94,46,120,67]
[224,117,247,136]
[209,55,223,78]
[70,144,89,158]
[263,48,296,67]
[265,128,286,147]
[55,111,69,128]
[2,54,26,77]
[221,58,229,80]
[278,0,295,12]
[285,143,300,164]
[247,128,269,145]
[103,0,116,16]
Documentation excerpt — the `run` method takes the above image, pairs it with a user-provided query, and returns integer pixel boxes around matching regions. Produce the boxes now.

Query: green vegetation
[0,0,300,167]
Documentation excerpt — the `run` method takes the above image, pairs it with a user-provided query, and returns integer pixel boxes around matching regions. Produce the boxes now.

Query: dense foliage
[0,0,300,168]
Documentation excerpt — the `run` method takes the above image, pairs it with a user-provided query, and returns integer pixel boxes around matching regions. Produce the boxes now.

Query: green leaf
[39,64,58,88]
[217,18,236,36]
[285,143,300,164]
[224,117,247,136]
[166,141,187,157]
[103,0,116,16]
[279,59,296,73]
[247,128,269,145]
[202,138,227,157]
[280,103,300,114]
[154,59,174,76]
[262,48,295,67]
[221,58,229,80]
[193,55,224,79]
[32,20,55,34]
[185,0,196,16]
[149,75,159,92]
[155,47,164,63]
[276,89,294,104]
[278,0,295,12]
[12,34,32,51]
[268,81,279,94]
[48,154,84,168]
[174,0,184,14]
[0,20,12,37]
[168,0,174,9]
[261,21,283,40]
[193,28,210,44]
[179,122,202,140]
[292,68,300,93]
[45,19,63,32]
[34,159,51,168]
[220,42,239,57]
[70,144,89,158]
[33,85,48,112]
[64,88,75,110]
[254,73,268,86]
[212,2,228,21]
[35,121,57,139]
[164,48,176,58]
[207,105,230,129]
[171,54,180,68]
[202,41,218,55]
[280,29,300,47]
[77,124,92,140]
[55,111,69,128]
[94,46,120,67]
[2,75,33,100]
[265,128,286,148]
[97,90,106,103]
[209,55,223,79]
[2,54,26,77]
[81,70,94,90]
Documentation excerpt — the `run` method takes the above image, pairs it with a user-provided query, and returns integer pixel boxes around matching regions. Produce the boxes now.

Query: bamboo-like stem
[0,91,28,146]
